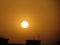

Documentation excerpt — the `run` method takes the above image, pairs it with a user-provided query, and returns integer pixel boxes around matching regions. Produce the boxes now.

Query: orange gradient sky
[0,0,59,45]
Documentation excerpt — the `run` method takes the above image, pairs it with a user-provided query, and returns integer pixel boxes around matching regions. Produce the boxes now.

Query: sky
[0,0,59,45]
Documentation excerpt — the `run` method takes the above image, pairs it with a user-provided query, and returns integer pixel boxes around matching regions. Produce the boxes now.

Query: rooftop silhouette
[0,37,8,45]
[0,37,41,45]
[0,37,60,45]
[26,40,41,45]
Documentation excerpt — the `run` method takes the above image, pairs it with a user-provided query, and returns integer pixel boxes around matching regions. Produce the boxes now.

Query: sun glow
[21,21,29,28]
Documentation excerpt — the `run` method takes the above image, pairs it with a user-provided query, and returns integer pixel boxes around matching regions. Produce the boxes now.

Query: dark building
[0,37,8,45]
[0,37,41,45]
[26,40,41,45]
[57,41,60,45]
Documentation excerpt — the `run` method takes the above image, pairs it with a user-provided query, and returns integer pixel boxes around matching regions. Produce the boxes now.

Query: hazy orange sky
[0,0,59,45]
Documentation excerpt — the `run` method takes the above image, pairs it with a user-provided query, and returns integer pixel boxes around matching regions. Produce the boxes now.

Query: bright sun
[21,21,29,28]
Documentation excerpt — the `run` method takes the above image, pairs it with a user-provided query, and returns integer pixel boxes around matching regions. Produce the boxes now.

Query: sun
[21,21,29,28]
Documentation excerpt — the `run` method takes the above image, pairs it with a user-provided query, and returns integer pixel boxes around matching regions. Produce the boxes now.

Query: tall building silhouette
[57,41,60,45]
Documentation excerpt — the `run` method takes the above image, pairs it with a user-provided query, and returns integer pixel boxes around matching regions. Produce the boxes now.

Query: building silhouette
[57,41,60,45]
[0,37,59,45]
[26,40,41,45]
[0,37,41,45]
[0,37,8,45]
